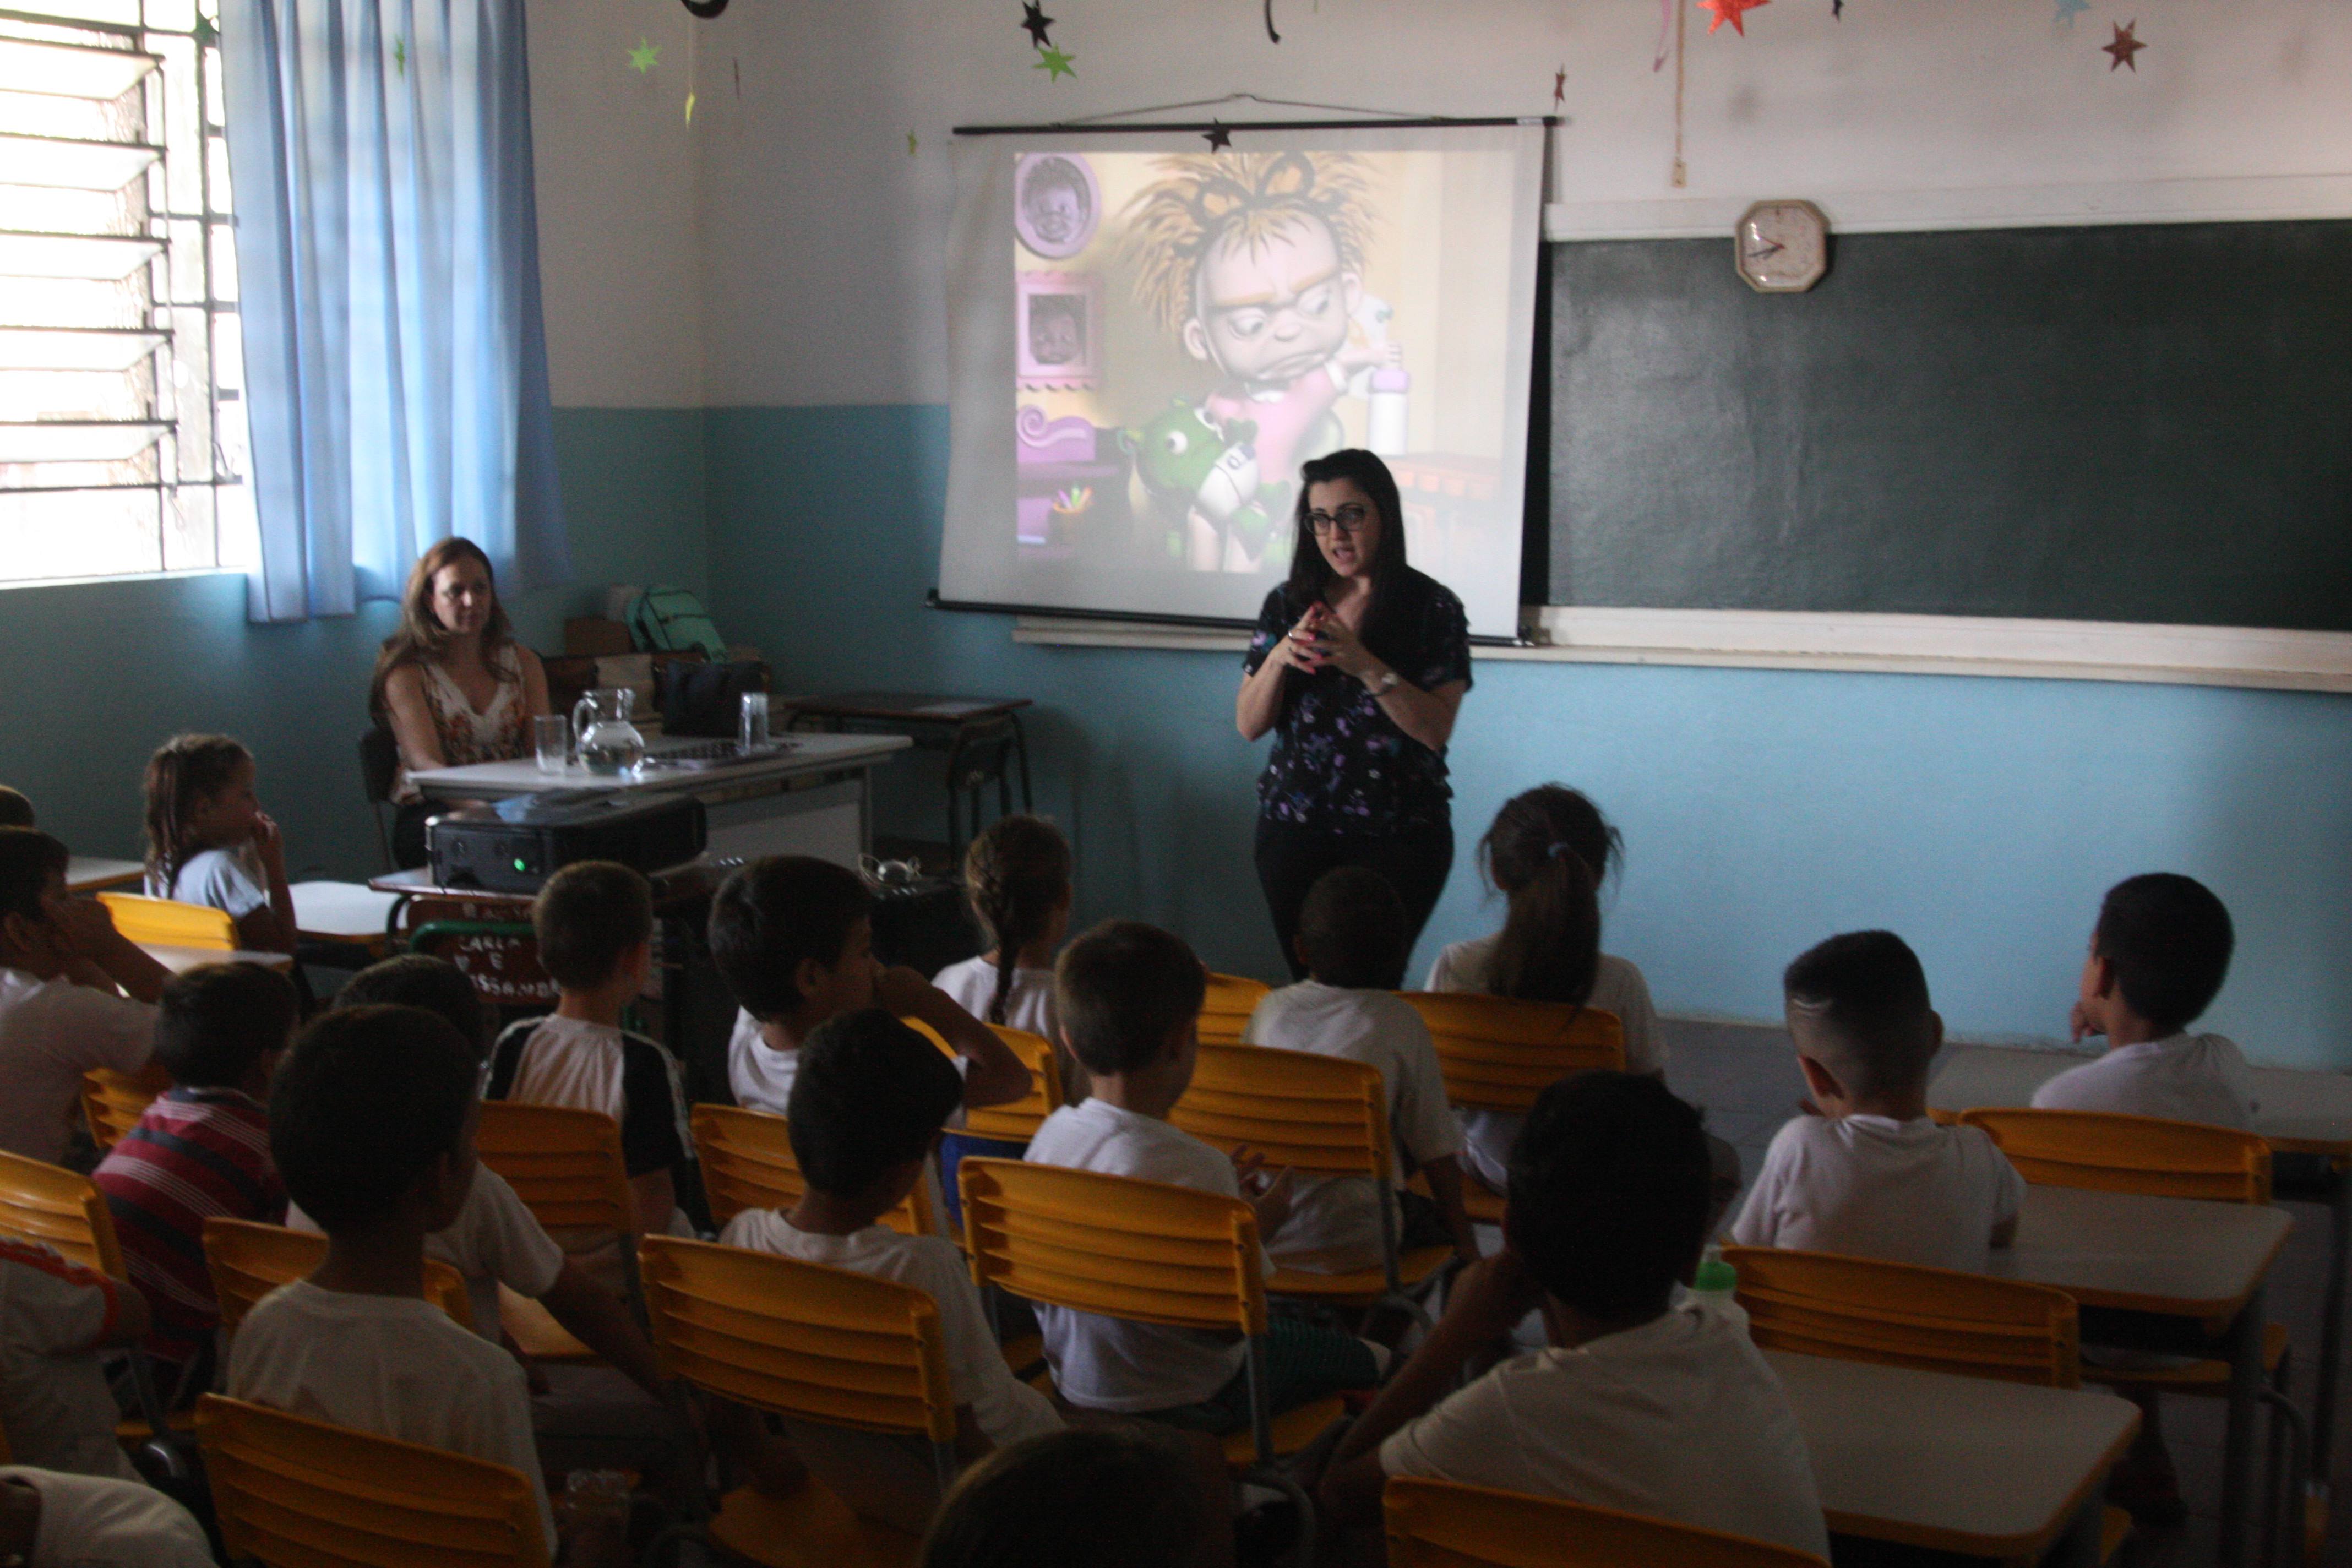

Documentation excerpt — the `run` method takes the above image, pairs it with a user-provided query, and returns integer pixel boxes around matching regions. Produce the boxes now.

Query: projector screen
[940,123,1545,639]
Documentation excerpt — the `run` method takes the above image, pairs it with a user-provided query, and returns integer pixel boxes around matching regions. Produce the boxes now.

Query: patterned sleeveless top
[392,657,530,802]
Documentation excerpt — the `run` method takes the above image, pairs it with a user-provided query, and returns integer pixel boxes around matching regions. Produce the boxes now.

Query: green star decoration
[1033,44,1075,80]
[192,12,217,45]
[907,130,919,156]
[628,38,660,73]
[392,35,406,75]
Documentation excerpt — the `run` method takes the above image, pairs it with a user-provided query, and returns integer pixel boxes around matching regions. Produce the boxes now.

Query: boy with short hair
[0,829,168,1164]
[229,1005,565,1552]
[1026,920,1381,1423]
[1320,1072,1829,1560]
[708,856,1029,1118]
[1730,930,2022,1272]
[2032,872,2255,1129]
[92,961,295,1373]
[720,1008,1060,1527]
[486,861,695,1237]
[1242,867,1476,1271]
[0,1239,153,1479]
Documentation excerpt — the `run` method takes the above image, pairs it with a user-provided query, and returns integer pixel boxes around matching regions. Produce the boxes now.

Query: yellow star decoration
[628,38,660,73]
[1033,44,1075,80]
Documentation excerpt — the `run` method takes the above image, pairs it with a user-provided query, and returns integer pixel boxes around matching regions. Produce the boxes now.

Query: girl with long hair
[143,733,296,955]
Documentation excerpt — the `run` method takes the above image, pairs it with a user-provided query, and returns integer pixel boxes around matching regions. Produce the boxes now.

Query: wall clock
[1735,200,1829,293]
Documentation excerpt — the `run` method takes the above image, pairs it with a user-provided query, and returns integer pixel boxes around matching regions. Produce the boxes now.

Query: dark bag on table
[657,659,768,738]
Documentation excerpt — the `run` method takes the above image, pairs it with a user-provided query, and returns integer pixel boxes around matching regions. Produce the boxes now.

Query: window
[0,0,249,583]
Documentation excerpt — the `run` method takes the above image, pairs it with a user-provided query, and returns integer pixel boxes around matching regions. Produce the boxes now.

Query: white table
[1766,1348,2138,1564]
[1985,1183,2291,1568]
[138,943,291,974]
[1932,1042,2352,1533]
[408,732,912,867]
[64,856,144,892]
[289,881,406,956]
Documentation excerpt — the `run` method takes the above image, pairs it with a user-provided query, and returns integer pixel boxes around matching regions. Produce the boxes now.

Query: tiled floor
[1661,1016,2350,1568]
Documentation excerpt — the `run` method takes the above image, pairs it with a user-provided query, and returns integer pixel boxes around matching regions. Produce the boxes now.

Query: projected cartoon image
[1015,154,1098,258]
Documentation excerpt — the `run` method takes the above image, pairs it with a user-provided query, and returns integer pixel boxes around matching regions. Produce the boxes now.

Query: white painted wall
[676,0,2352,407]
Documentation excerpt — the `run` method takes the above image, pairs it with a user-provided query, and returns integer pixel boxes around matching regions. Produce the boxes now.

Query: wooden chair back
[1723,1245,2082,1389]
[691,1103,938,1238]
[1957,1107,2272,1204]
[1395,993,1625,1113]
[1384,1477,1829,1567]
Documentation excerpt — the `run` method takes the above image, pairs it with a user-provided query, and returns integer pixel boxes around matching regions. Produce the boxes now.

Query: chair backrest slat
[900,1019,1065,1144]
[1169,1043,1390,1182]
[1197,973,1271,1048]
[1385,1476,1828,1568]
[81,1063,172,1152]
[691,1103,937,1238]
[1395,993,1625,1113]
[205,1217,473,1335]
[0,1150,121,1276]
[475,1102,638,1235]
[1957,1107,2271,1205]
[96,892,236,950]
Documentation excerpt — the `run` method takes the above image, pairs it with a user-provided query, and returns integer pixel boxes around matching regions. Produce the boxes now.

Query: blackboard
[1539,220,2352,632]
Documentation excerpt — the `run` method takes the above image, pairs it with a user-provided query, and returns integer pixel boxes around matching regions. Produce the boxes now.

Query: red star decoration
[2103,20,2145,71]
[1698,0,1770,35]
[1551,65,1566,106]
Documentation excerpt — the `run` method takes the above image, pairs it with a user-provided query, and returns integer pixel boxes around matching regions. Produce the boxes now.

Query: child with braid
[934,816,1074,1067]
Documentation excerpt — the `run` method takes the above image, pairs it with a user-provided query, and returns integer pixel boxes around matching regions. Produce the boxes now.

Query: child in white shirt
[1026,922,1380,1424]
[932,815,1072,1049]
[0,1467,211,1568]
[1424,786,1665,1192]
[1732,930,2022,1273]
[2032,873,2255,1129]
[0,1240,153,1480]
[718,1008,1060,1531]
[1321,1071,1828,1559]
[139,734,296,956]
[0,830,167,1164]
[1244,865,1476,1272]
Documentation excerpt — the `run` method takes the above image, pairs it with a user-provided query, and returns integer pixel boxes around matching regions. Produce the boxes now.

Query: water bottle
[1690,1243,1744,1326]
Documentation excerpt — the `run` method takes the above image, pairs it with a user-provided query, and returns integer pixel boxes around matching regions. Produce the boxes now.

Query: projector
[426,790,707,894]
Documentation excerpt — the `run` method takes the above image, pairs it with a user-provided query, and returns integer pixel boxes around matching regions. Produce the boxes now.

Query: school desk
[64,857,143,892]
[407,730,910,868]
[1983,1183,2292,1568]
[1763,1347,2138,1566]
[137,942,291,974]
[288,881,405,957]
[785,690,1033,865]
[1931,1042,2352,1529]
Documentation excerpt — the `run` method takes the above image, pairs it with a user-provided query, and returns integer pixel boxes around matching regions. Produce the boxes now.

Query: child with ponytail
[1427,785,1664,1192]
[934,816,1074,1043]
[142,734,296,956]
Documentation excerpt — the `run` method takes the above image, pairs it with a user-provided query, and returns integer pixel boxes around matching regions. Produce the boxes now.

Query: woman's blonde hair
[367,537,518,723]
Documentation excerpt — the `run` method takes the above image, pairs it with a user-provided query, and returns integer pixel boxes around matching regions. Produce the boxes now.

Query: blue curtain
[222,0,568,623]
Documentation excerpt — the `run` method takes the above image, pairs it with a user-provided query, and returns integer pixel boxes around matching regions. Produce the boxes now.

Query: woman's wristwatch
[1370,668,1402,695]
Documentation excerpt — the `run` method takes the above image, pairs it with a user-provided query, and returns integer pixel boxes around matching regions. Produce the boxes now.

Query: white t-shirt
[1381,1304,1828,1561]
[1730,1114,2024,1273]
[0,1243,136,1480]
[146,845,268,921]
[2030,1033,2258,1130]
[227,1280,553,1545]
[288,1166,564,1342]
[1242,981,1460,1273]
[728,1008,797,1115]
[720,1210,1060,1450]
[0,970,153,1165]
[1425,943,1663,1190]
[933,956,1056,1041]
[4,1467,213,1568]
[1023,1100,1250,1412]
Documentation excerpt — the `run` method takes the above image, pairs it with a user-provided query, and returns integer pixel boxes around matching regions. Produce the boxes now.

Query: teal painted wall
[0,407,709,881]
[706,404,2352,1070]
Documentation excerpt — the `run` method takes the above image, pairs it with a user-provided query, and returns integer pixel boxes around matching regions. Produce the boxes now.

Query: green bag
[625,585,727,661]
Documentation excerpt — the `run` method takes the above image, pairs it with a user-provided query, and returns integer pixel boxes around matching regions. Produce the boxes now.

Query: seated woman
[369,538,551,867]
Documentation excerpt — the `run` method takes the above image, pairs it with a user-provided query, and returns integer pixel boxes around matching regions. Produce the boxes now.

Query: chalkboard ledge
[1499,607,2352,693]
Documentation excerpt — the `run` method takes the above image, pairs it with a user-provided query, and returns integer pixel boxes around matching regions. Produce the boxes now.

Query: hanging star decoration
[2052,0,2092,23]
[391,35,406,75]
[1551,64,1566,106]
[1831,0,1843,17]
[908,129,919,156]
[679,0,727,16]
[193,12,216,46]
[685,90,696,123]
[2103,19,2144,70]
[1033,43,1075,80]
[1203,122,1232,150]
[628,38,660,73]
[1698,0,1770,35]
[1021,2,1055,48]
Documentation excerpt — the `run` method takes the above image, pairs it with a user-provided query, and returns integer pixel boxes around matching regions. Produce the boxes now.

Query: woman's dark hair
[1480,785,1623,1006]
[962,816,1072,1026]
[367,537,518,723]
[1280,448,1417,658]
[142,733,253,890]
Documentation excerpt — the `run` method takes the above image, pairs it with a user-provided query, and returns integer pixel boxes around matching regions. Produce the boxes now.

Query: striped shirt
[92,1087,283,1365]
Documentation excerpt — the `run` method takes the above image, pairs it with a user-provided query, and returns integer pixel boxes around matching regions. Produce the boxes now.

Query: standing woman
[1237,449,1472,976]
[369,537,551,866]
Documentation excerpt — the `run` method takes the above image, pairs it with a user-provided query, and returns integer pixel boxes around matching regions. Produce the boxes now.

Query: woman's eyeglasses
[1306,503,1371,537]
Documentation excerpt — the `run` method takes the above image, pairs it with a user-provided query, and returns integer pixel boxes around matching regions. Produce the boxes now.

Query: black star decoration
[1021,2,1054,48]
[1204,122,1233,151]
[1832,0,1844,17]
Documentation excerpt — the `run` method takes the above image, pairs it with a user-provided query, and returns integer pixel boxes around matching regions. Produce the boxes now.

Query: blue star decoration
[2052,0,2091,22]
[2103,18,2143,69]
[1021,2,1055,48]
[1033,44,1075,80]
[1203,122,1232,150]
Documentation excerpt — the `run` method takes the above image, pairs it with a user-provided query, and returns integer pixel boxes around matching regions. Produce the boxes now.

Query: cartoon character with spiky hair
[1121,151,1398,571]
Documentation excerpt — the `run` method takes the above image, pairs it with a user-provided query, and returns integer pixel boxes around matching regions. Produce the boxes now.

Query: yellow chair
[197,1393,549,1567]
[1384,1476,1830,1567]
[95,892,236,950]
[1197,972,1271,1047]
[957,1157,1347,1564]
[203,1216,473,1336]
[639,1234,957,1568]
[475,1101,643,1359]
[1723,1246,2083,1388]
[80,1063,173,1152]
[0,1150,184,1471]
[1170,1041,1453,1322]
[899,1019,1065,1145]
[692,1103,939,1238]
[1395,992,1625,1224]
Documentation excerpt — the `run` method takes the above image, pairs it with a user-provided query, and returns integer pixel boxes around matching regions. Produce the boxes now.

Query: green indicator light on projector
[514,858,528,873]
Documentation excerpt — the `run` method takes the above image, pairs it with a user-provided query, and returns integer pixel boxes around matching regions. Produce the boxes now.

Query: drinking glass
[739,691,771,753]
[533,714,571,773]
